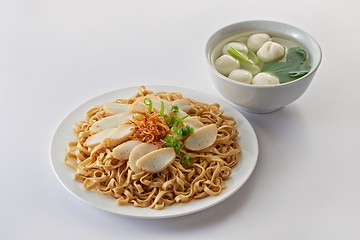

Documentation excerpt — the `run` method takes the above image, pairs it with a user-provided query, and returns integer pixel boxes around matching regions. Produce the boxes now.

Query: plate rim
[50,85,259,219]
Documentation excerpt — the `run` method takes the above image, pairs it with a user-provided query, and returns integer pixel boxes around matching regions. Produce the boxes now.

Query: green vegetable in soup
[227,47,261,75]
[261,47,311,84]
[246,50,259,64]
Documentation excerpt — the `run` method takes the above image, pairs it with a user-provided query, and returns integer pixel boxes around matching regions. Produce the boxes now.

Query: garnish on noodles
[130,112,170,144]
[65,86,241,210]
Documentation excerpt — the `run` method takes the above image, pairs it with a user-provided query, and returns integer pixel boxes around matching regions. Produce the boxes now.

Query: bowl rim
[205,20,322,89]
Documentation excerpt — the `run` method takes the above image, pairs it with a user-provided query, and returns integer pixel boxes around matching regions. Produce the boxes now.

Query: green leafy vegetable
[289,66,311,78]
[286,47,307,64]
[261,47,311,84]
[227,47,261,74]
[143,98,153,114]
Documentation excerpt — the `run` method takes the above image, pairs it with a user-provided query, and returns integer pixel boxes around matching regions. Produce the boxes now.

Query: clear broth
[210,31,310,69]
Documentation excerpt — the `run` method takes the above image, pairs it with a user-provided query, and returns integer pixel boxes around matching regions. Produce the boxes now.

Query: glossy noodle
[65,86,241,210]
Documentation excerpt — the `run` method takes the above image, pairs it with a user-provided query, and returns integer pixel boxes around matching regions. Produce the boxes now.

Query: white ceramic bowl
[205,20,322,113]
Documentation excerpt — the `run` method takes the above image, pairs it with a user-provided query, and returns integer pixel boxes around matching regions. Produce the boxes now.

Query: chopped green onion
[171,105,179,113]
[180,153,191,168]
[144,98,153,114]
[163,105,194,161]
[163,134,183,155]
[176,125,194,137]
[167,111,188,128]
[159,101,166,117]
[227,47,261,74]
[247,50,259,64]
[167,114,177,127]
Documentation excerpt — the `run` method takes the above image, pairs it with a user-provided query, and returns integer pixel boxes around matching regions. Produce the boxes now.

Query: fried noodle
[65,86,241,210]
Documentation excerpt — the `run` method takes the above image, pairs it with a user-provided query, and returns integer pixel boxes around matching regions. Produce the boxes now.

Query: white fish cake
[102,124,133,147]
[112,140,142,160]
[183,116,204,130]
[89,112,134,134]
[184,124,217,151]
[129,143,159,173]
[84,128,116,147]
[136,148,176,173]
[103,102,131,115]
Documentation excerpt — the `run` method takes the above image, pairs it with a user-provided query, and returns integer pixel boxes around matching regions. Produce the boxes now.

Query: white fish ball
[247,33,271,52]
[252,72,279,85]
[257,41,285,62]
[214,55,240,76]
[222,42,248,55]
[228,69,253,84]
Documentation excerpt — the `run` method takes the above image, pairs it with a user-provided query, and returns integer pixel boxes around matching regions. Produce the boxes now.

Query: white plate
[50,85,258,219]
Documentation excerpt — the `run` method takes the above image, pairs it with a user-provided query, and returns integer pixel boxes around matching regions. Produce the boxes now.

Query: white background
[1,0,359,239]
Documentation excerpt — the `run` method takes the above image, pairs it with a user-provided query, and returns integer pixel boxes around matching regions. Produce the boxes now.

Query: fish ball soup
[211,32,311,85]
